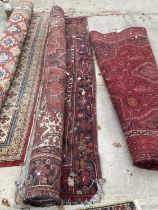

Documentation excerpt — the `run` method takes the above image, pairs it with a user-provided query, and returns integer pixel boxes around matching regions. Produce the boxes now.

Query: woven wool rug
[90,27,158,170]
[60,17,101,204]
[0,1,33,109]
[79,201,141,210]
[24,6,102,206]
[0,12,49,166]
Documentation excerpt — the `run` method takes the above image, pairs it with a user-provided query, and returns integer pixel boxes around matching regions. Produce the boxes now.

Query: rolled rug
[90,27,158,170]
[24,6,67,206]
[0,0,33,110]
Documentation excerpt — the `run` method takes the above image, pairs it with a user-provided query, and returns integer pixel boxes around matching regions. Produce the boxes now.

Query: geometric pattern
[0,1,33,110]
[0,12,49,167]
[90,27,158,170]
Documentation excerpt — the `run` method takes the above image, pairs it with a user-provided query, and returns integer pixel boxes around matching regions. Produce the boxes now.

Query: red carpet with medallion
[90,27,158,170]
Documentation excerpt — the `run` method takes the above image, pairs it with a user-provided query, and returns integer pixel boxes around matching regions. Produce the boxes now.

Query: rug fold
[90,27,158,170]
[0,0,33,110]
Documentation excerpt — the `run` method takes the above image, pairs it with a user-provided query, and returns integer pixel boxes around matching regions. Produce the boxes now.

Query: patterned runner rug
[0,12,49,166]
[24,6,102,206]
[60,17,101,204]
[90,27,158,170]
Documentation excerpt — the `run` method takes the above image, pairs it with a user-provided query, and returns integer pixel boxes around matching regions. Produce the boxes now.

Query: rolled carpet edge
[24,195,61,207]
[127,135,158,170]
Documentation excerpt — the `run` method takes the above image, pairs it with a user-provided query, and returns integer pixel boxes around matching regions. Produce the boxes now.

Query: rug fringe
[60,178,105,205]
[134,200,142,210]
[87,179,106,205]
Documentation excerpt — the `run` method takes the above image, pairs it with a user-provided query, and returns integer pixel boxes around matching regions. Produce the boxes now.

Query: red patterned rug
[24,6,67,206]
[60,17,101,204]
[0,10,49,166]
[24,6,102,206]
[90,27,158,170]
[0,1,33,109]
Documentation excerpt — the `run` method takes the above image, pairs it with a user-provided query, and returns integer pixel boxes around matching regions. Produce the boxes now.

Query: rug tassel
[134,200,142,210]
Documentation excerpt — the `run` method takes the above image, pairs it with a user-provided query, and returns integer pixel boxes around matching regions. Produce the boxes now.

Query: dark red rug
[90,27,158,170]
[24,7,102,206]
[60,17,101,204]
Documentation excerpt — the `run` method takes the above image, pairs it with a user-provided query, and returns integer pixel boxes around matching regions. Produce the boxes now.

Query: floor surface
[0,1,158,210]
